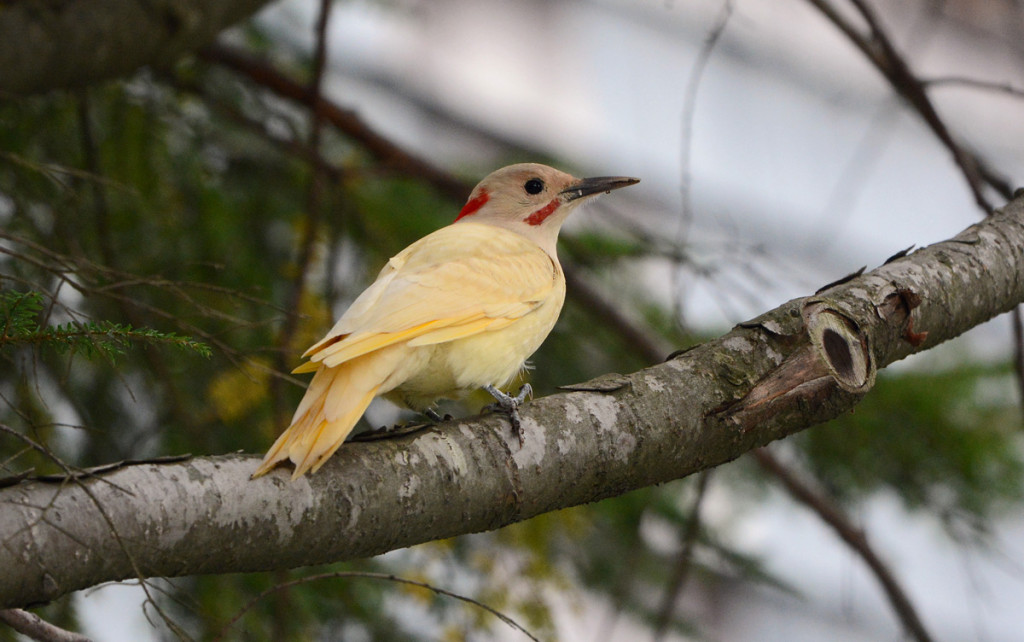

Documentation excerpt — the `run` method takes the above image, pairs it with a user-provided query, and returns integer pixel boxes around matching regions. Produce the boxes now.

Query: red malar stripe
[524,199,560,226]
[455,189,490,221]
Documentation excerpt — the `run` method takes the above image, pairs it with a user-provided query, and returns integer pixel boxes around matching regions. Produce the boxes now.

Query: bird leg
[483,383,532,446]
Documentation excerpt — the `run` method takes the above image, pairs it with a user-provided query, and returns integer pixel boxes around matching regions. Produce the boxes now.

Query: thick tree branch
[0,0,273,96]
[2,195,1022,609]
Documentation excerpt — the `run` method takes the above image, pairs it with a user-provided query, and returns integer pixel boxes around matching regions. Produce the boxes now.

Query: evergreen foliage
[1,290,211,359]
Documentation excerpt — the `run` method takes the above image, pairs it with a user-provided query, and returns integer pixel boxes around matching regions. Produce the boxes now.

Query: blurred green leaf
[798,364,1023,532]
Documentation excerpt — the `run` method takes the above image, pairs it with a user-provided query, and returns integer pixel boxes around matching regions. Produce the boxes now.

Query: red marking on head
[524,199,561,226]
[455,189,490,221]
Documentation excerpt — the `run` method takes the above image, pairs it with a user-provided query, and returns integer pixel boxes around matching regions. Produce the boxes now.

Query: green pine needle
[1,290,212,359]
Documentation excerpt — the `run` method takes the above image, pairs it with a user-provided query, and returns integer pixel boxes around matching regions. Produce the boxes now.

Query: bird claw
[424,408,454,423]
[483,384,532,447]
[351,420,430,442]
[348,408,452,442]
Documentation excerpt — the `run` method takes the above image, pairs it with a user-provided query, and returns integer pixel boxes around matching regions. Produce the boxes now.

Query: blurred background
[2,0,1024,640]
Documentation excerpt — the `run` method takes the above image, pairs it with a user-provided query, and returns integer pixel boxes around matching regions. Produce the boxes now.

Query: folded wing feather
[301,223,556,369]
[253,223,559,479]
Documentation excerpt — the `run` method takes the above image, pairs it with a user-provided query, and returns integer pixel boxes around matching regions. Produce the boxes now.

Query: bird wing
[294,222,559,373]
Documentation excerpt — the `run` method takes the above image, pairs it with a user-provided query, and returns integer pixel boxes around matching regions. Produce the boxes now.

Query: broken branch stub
[803,302,876,393]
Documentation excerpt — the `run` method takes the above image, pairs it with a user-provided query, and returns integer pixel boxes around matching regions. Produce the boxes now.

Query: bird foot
[352,409,452,442]
[483,383,532,446]
[424,408,454,423]
[351,420,429,442]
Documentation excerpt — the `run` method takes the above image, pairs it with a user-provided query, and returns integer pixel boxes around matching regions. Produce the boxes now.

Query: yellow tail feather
[251,362,380,479]
[290,386,378,478]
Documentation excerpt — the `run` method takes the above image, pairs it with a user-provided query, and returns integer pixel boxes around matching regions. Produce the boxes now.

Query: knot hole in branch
[822,328,854,380]
[804,305,876,394]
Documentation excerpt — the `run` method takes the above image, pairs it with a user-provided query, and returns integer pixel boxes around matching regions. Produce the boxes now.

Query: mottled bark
[1,196,1022,609]
[0,0,273,95]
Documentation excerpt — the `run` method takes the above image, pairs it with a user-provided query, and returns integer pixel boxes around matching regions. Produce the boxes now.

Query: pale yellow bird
[253,163,639,479]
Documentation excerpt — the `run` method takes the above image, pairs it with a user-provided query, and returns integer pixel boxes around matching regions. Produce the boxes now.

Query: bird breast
[385,261,566,410]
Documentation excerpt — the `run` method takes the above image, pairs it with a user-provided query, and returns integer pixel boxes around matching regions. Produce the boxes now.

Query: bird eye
[524,178,544,195]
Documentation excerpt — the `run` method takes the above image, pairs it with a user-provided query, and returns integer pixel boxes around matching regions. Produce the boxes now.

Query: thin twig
[266,4,338,636]
[673,0,733,328]
[164,72,346,181]
[1012,307,1024,414]
[923,75,1024,99]
[805,0,1007,210]
[281,0,334,338]
[562,264,672,362]
[753,448,934,642]
[75,92,114,266]
[0,424,191,639]
[198,43,469,201]
[0,231,292,383]
[212,571,539,642]
[269,0,336,428]
[74,90,194,425]
[0,608,94,642]
[652,470,713,641]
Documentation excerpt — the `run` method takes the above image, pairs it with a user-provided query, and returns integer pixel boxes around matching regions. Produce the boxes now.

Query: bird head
[454,163,639,256]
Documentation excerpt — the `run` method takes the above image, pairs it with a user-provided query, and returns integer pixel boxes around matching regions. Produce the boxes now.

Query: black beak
[560,176,640,202]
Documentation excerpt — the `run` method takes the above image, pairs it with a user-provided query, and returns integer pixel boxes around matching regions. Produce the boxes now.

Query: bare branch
[1,195,1021,609]
[269,0,337,430]
[1013,307,1024,411]
[0,608,93,642]
[653,471,712,641]
[805,0,1012,209]
[0,425,186,636]
[198,43,470,201]
[753,449,933,642]
[923,75,1024,99]
[213,571,539,642]
[679,2,732,228]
